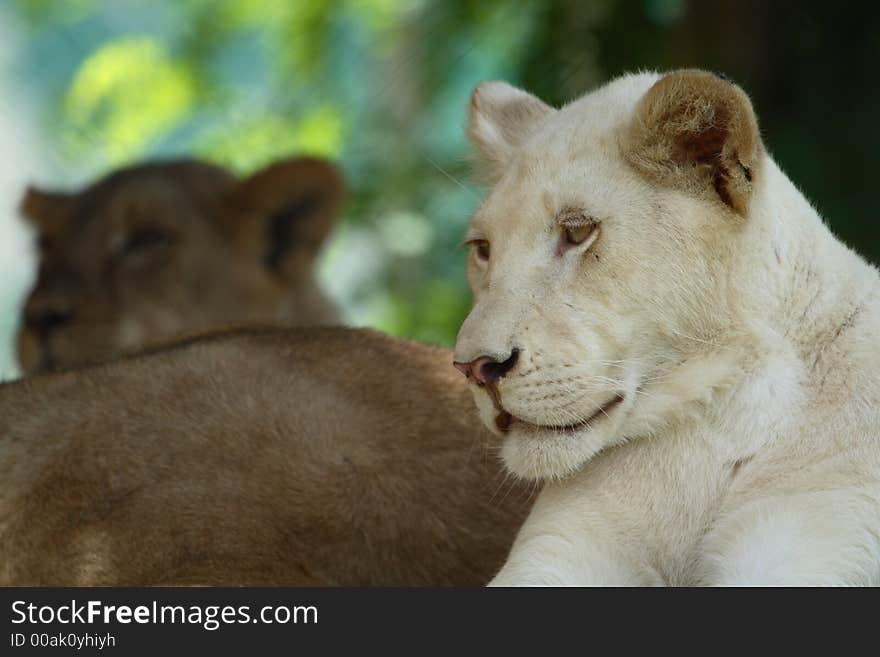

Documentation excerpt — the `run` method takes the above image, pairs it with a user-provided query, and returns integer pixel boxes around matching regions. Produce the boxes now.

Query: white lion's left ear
[622,70,763,216]
[467,81,554,181]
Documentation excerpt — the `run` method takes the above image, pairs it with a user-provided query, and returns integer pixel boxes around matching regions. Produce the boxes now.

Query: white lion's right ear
[467,81,554,181]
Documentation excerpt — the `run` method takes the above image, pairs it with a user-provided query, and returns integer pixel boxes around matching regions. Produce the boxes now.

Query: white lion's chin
[499,425,614,481]
[468,385,632,480]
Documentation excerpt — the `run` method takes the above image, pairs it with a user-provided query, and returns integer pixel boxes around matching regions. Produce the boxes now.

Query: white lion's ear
[467,81,554,181]
[623,69,763,216]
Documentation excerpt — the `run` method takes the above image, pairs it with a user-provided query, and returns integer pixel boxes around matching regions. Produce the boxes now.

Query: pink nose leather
[453,351,519,385]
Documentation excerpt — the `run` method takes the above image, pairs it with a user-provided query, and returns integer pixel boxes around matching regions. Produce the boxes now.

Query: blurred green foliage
[7,0,880,347]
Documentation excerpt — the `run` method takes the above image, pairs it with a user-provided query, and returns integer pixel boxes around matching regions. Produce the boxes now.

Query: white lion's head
[453,70,764,480]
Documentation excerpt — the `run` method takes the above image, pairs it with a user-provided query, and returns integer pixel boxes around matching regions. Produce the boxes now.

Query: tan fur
[623,69,761,215]
[18,157,343,374]
[0,328,532,586]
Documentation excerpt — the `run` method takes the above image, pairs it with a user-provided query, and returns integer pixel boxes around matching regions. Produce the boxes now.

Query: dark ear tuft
[264,194,323,272]
[623,69,762,215]
[225,157,345,279]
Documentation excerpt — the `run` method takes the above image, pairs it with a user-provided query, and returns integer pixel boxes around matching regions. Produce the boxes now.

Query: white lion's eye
[563,223,599,246]
[470,239,490,262]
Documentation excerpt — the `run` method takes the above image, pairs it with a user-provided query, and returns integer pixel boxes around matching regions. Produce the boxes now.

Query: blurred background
[1,0,878,379]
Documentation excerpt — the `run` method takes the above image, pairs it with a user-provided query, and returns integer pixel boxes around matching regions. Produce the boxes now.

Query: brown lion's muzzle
[17,307,74,373]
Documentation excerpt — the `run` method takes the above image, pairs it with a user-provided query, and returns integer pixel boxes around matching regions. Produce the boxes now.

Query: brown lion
[17,156,343,374]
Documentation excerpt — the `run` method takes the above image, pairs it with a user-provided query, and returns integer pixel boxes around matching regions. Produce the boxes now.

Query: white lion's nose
[452,350,519,385]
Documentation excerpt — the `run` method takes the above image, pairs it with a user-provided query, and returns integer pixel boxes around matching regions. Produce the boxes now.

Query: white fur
[455,72,880,586]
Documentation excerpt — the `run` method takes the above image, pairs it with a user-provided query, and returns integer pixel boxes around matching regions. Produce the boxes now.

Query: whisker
[424,156,477,198]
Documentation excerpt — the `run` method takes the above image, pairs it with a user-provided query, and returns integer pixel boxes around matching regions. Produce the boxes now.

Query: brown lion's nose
[453,350,519,385]
[25,307,73,337]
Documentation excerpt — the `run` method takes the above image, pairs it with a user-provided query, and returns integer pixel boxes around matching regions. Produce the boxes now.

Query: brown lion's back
[0,327,533,585]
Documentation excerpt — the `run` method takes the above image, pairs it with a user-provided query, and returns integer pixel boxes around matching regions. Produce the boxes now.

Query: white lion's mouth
[494,393,625,434]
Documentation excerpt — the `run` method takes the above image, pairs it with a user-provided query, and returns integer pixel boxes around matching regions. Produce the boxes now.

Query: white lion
[453,69,880,585]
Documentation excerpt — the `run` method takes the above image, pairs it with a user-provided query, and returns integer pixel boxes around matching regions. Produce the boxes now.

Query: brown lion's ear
[226,157,345,279]
[20,186,74,236]
[623,70,762,215]
[468,81,554,182]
